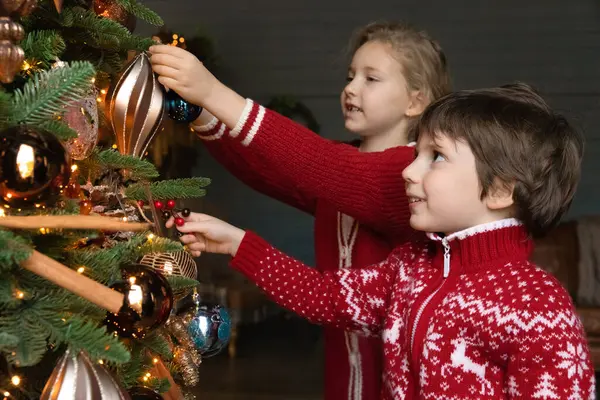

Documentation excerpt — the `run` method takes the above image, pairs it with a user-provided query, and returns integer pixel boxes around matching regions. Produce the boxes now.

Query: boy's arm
[229,231,403,336]
[194,100,414,240]
[505,281,595,399]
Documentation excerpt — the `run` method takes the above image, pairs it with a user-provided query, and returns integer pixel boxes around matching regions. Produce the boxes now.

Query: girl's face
[341,41,424,141]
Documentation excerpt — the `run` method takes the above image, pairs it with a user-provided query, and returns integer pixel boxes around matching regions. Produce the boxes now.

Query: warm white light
[16,144,35,180]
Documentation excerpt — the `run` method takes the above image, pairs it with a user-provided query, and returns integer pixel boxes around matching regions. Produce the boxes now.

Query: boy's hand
[148,45,218,107]
[165,212,245,257]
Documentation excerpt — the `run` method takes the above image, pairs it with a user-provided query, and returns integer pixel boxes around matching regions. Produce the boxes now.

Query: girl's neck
[359,128,410,153]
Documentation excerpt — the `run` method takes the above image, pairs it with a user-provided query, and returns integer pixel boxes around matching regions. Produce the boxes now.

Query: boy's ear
[485,179,515,210]
[405,91,428,118]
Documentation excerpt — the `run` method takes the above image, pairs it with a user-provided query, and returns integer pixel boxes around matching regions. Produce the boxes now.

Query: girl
[150,21,450,400]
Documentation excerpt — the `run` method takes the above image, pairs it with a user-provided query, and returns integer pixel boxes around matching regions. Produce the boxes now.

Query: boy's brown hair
[349,21,451,103]
[416,82,584,237]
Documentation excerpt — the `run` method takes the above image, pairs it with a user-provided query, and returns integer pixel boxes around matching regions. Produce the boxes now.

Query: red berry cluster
[137,199,190,229]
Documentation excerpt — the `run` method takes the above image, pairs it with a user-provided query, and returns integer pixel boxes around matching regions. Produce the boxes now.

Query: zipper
[410,238,451,353]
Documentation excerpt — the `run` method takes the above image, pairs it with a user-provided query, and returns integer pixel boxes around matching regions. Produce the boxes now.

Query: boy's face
[402,132,504,235]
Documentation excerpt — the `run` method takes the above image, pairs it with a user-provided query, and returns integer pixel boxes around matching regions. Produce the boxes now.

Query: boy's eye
[433,151,446,162]
[346,75,354,82]
[366,76,379,82]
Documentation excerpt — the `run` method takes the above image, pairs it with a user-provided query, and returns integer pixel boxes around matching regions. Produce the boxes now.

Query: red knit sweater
[231,219,596,399]
[193,99,419,400]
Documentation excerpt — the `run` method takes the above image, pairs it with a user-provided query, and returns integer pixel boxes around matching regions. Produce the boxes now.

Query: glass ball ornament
[62,89,99,160]
[104,264,174,339]
[181,293,231,357]
[0,125,70,209]
[128,386,164,399]
[165,90,202,123]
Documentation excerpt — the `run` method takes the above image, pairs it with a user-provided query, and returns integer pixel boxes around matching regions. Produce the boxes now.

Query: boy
[169,83,595,399]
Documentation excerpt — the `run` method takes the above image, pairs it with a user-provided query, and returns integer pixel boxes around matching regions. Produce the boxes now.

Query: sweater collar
[426,218,533,276]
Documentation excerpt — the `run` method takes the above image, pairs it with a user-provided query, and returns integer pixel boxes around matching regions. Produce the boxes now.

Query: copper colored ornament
[0,17,24,83]
[93,0,136,32]
[40,348,129,400]
[52,0,62,12]
[79,199,92,215]
[0,0,37,18]
[65,180,81,199]
[0,125,71,209]
[107,52,164,159]
[104,264,173,339]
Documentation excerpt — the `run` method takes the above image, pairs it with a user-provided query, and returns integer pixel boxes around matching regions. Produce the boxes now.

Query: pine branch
[114,0,164,26]
[42,314,130,364]
[22,30,66,65]
[140,331,172,361]
[147,377,171,394]
[139,236,184,255]
[0,332,19,351]
[65,7,152,51]
[166,275,199,293]
[115,342,148,388]
[125,178,211,201]
[65,233,182,285]
[36,119,78,140]
[0,88,14,129]
[9,61,96,125]
[0,230,33,273]
[79,149,159,181]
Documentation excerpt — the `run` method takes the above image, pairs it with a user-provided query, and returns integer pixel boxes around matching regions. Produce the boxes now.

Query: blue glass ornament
[164,90,202,123]
[183,293,231,357]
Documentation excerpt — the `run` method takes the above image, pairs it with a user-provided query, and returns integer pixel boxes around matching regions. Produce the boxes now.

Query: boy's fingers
[176,221,208,234]
[179,234,198,244]
[186,242,205,251]
[165,217,175,228]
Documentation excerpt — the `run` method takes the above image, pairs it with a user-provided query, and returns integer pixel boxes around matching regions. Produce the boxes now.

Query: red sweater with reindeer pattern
[230,219,596,400]
[193,99,420,400]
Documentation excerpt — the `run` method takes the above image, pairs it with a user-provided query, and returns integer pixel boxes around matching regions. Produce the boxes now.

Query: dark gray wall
[141,0,600,264]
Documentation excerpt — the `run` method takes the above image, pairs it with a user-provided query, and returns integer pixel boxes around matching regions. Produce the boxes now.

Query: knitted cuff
[230,231,273,278]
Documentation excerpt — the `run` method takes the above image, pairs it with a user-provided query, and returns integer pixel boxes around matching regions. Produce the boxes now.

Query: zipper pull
[442,239,450,278]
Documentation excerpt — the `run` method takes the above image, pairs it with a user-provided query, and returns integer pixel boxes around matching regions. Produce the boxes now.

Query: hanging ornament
[165,90,202,123]
[165,315,201,365]
[93,0,136,32]
[105,263,174,339]
[40,348,129,400]
[0,125,71,209]
[0,0,36,83]
[139,251,197,280]
[173,346,200,387]
[62,87,99,160]
[107,52,164,159]
[180,292,231,357]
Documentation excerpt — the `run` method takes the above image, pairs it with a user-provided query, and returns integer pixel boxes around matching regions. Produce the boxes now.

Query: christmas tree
[0,0,217,398]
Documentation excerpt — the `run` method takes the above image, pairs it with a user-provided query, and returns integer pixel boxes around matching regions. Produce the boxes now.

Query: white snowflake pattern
[557,342,589,379]
[422,324,442,360]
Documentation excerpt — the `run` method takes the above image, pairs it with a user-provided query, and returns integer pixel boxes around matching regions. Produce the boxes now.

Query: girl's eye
[346,75,354,82]
[433,151,446,162]
[366,76,379,82]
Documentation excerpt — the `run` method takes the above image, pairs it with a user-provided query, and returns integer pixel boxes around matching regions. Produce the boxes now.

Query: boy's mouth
[345,104,362,113]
